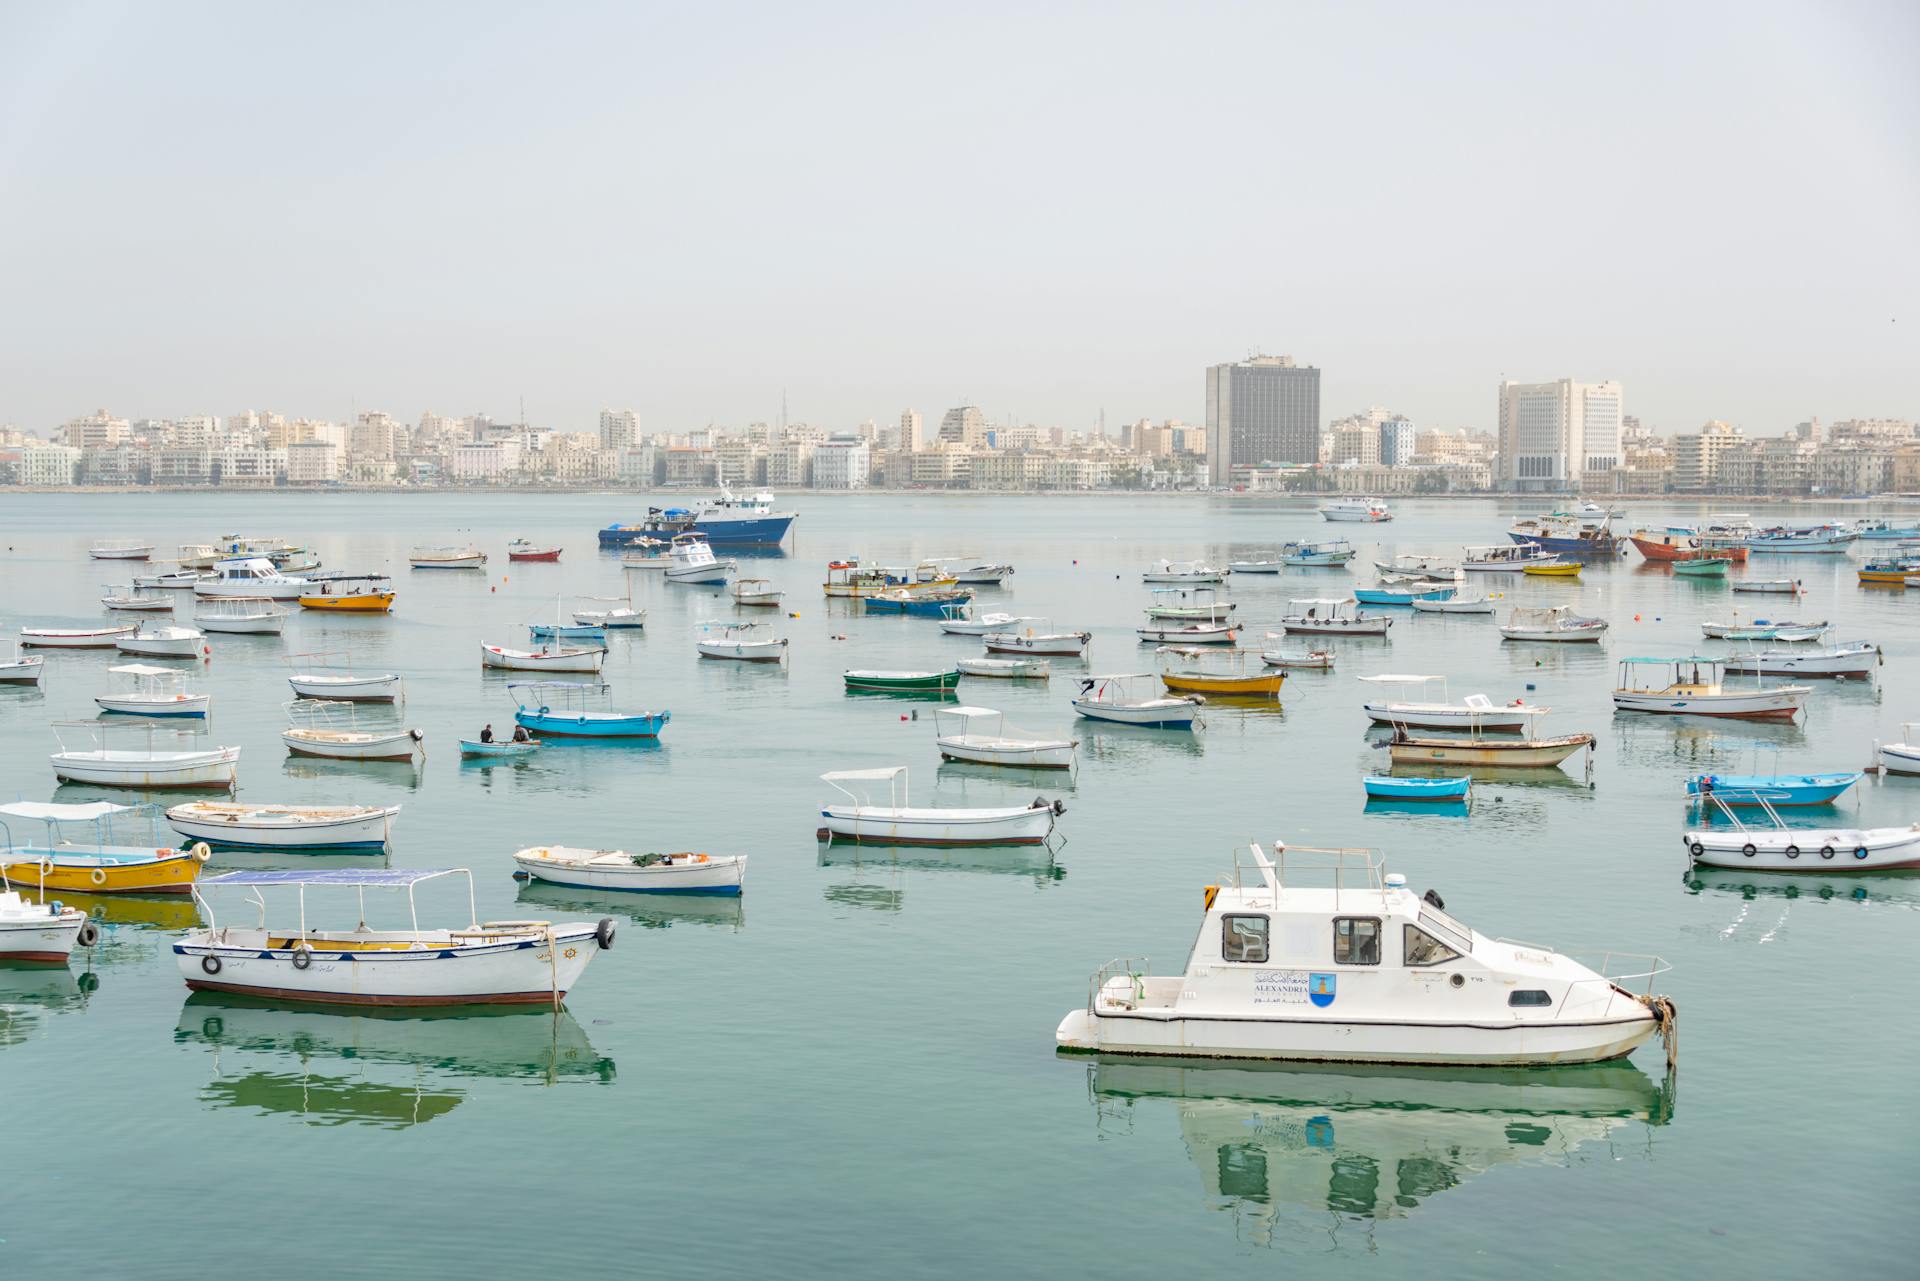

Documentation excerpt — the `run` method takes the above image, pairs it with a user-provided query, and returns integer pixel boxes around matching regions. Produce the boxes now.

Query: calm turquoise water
[1,493,1915,1278]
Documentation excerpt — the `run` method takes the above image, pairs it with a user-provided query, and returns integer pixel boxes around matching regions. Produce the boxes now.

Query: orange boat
[1630,530,1747,564]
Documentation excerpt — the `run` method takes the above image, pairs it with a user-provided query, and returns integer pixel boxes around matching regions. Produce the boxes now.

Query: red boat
[1630,530,1747,564]
[507,540,562,562]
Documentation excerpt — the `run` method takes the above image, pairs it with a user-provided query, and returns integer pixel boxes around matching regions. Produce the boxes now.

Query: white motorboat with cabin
[1498,605,1607,643]
[731,578,783,607]
[99,585,173,612]
[1072,673,1202,729]
[480,641,606,673]
[665,533,736,585]
[117,624,207,659]
[1056,841,1673,1065]
[1611,657,1808,720]
[193,557,313,600]
[194,596,289,635]
[939,605,1035,636]
[984,620,1092,657]
[49,721,239,789]
[166,801,401,851]
[1876,724,1920,775]
[282,700,424,762]
[1282,539,1357,567]
[1358,675,1548,732]
[1279,599,1392,637]
[512,846,747,895]
[1722,641,1879,679]
[957,657,1051,680]
[816,767,1063,845]
[408,545,488,570]
[176,868,614,1006]
[288,652,403,702]
[0,877,89,963]
[951,561,1015,585]
[95,664,210,718]
[22,624,137,649]
[695,620,788,662]
[1143,559,1227,584]
[1319,497,1392,523]
[1685,791,1920,872]
[89,539,153,561]
[1226,556,1284,574]
[934,706,1077,769]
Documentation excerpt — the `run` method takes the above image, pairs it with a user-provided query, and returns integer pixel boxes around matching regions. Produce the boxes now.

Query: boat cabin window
[1333,917,1381,966]
[1402,923,1461,967]
[1509,990,1553,1008]
[1221,915,1268,963]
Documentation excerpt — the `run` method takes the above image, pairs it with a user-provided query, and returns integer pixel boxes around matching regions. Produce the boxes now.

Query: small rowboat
[1673,557,1731,578]
[117,625,208,659]
[1259,647,1334,670]
[1354,584,1455,605]
[506,540,562,562]
[1685,796,1920,872]
[817,767,1061,846]
[165,801,401,851]
[0,886,88,963]
[283,702,424,762]
[0,801,213,894]
[460,738,541,759]
[956,658,1050,680]
[0,652,45,684]
[1520,560,1582,578]
[1408,595,1495,614]
[100,589,173,612]
[513,846,746,895]
[1687,772,1859,807]
[732,579,783,608]
[1136,621,1238,644]
[410,545,487,569]
[480,642,605,673]
[1387,730,1595,768]
[1731,579,1801,595]
[89,540,153,561]
[843,669,961,693]
[22,624,138,649]
[934,706,1077,770]
[1363,774,1471,802]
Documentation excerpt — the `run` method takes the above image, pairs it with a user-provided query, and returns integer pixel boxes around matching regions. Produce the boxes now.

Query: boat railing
[1087,956,1151,1012]
[1232,843,1385,908]
[1690,789,1791,829]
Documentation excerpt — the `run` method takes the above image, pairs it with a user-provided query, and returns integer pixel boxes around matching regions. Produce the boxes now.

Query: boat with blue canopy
[509,682,669,739]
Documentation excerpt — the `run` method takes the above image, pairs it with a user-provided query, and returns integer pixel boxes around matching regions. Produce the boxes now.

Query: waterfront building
[151,445,213,485]
[663,446,717,486]
[218,447,286,487]
[811,437,870,489]
[79,444,149,486]
[767,440,814,488]
[937,406,989,447]
[1379,417,1417,466]
[1206,355,1321,485]
[1669,420,1743,491]
[617,445,661,486]
[600,409,639,451]
[1496,378,1623,492]
[448,440,519,483]
[286,440,339,485]
[19,442,81,486]
[1326,417,1382,466]
[61,409,131,450]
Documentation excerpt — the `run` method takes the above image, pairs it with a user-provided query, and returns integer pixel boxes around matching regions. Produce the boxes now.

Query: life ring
[1689,841,1704,857]
[1854,847,1870,860]
[1741,844,1757,858]
[75,920,100,948]
[291,948,312,971]
[200,954,222,975]
[90,868,108,886]
[595,917,616,951]
[1785,845,1800,859]
[1820,845,1836,859]
[191,842,212,864]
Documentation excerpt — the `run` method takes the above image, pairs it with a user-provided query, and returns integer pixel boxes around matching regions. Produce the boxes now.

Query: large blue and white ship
[598,486,797,548]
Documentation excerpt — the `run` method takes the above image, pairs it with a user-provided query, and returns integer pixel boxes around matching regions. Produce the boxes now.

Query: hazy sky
[2,1,1914,438]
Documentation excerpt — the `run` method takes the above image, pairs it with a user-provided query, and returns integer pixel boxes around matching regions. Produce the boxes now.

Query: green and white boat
[843,668,962,693]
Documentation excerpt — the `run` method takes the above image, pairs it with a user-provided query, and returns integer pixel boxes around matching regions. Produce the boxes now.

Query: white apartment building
[898,409,924,452]
[286,441,340,485]
[152,446,213,485]
[599,409,639,450]
[61,409,130,450]
[1326,418,1382,466]
[19,442,81,486]
[1497,379,1623,491]
[1669,420,1742,491]
[218,447,286,487]
[767,440,814,488]
[449,440,520,482]
[169,415,219,448]
[618,445,660,486]
[811,438,870,489]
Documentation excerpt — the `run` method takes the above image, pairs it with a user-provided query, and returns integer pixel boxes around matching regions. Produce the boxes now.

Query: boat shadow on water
[278,756,423,791]
[515,881,746,931]
[936,759,1080,790]
[173,994,616,1128]
[1076,1056,1671,1244]
[0,962,97,1046]
[1079,725,1207,760]
[1682,866,1920,908]
[817,842,1064,886]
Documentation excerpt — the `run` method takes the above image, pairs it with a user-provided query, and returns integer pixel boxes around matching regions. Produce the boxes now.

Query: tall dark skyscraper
[1205,355,1321,485]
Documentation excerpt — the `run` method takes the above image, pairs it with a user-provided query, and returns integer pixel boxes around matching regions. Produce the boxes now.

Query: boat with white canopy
[1373,554,1460,582]
[1056,841,1673,1065]
[934,706,1077,769]
[1143,588,1236,622]
[1409,593,1496,615]
[1731,579,1802,596]
[512,846,746,895]
[176,868,614,1007]
[194,596,289,635]
[1279,599,1392,637]
[1684,791,1920,872]
[731,578,783,608]
[166,801,401,852]
[1072,673,1203,729]
[816,766,1063,845]
[1143,559,1226,584]
[99,584,173,612]
[695,620,788,662]
[193,557,314,599]
[510,682,669,739]
[49,721,238,789]
[288,652,402,702]
[1137,619,1239,645]
[984,620,1092,657]
[95,664,210,718]
[1358,675,1548,732]
[282,701,424,762]
[1498,605,1607,643]
[1463,545,1557,573]
[1611,657,1808,720]
[0,800,212,894]
[133,569,204,590]
[1281,540,1356,567]
[117,623,207,659]
[1700,618,1828,642]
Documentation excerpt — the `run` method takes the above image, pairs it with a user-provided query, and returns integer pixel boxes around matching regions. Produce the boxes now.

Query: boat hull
[282,730,422,762]
[1722,647,1878,677]
[513,710,669,738]
[956,659,1050,679]
[1282,619,1391,636]
[0,660,45,684]
[481,645,605,673]
[1362,776,1471,802]
[166,804,398,850]
[175,927,601,1006]
[513,850,745,894]
[22,628,137,648]
[1388,734,1594,767]
[51,749,238,789]
[1498,627,1605,643]
[696,640,788,661]
[0,849,206,894]
[984,635,1089,657]
[0,914,85,962]
[288,676,400,701]
[95,694,210,718]
[936,737,1076,769]
[459,740,540,759]
[195,614,286,634]
[1162,672,1283,696]
[1687,773,1858,806]
[1364,704,1532,731]
[817,805,1055,846]
[1684,829,1920,872]
[1612,689,1806,719]
[297,593,395,612]
[600,514,794,547]
[1072,699,1199,728]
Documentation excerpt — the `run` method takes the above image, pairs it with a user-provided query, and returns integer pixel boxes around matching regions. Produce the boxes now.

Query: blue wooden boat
[460,738,542,759]
[864,589,973,618]
[528,621,608,642]
[509,682,669,739]
[1362,774,1471,802]
[1687,772,1860,806]
[1353,584,1456,606]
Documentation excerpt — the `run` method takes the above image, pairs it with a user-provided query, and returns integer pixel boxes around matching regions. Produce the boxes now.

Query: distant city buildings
[1206,355,1321,485]
[1497,379,1623,492]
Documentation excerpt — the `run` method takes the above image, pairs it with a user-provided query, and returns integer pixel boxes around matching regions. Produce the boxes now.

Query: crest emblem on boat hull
[1308,973,1337,1007]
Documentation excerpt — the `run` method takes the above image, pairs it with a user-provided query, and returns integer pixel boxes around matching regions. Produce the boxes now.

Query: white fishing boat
[49,721,239,789]
[1319,497,1392,523]
[194,596,289,635]
[409,545,488,570]
[480,641,606,673]
[984,620,1092,657]
[957,657,1051,680]
[1057,842,1673,1065]
[1143,559,1227,584]
[665,532,736,585]
[0,879,89,963]
[132,569,204,590]
[1876,724,1920,775]
[282,700,424,762]
[89,539,154,561]
[1611,657,1809,720]
[952,562,1015,585]
[0,645,44,685]
[1358,675,1548,731]
[1722,641,1879,679]
[1409,593,1495,614]
[287,652,403,702]
[1281,539,1357,567]
[116,624,208,659]
[1731,579,1802,595]
[572,580,646,630]
[177,868,614,1007]
[1498,605,1607,643]
[1279,598,1392,637]
[99,585,173,612]
[934,706,1077,769]
[695,619,789,662]
[1143,588,1236,622]
[21,624,137,649]
[95,664,210,718]
[175,543,222,570]
[166,801,402,851]
[731,578,784,607]
[1258,642,1335,670]
[1072,673,1203,729]
[1462,544,1557,573]
[1226,557,1284,574]
[939,605,1036,636]
[1700,618,1828,642]
[1685,792,1920,872]
[192,557,313,600]
[816,767,1063,846]
[512,846,747,895]
[1373,554,1461,582]
[1136,620,1239,645]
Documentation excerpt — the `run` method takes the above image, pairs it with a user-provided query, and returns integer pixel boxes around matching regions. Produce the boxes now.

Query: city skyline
[1,3,1915,435]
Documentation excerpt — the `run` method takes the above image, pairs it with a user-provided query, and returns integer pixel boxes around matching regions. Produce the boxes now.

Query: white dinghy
[957,657,1051,680]
[22,624,138,649]
[0,877,89,963]
[939,605,1036,636]
[1722,641,1879,679]
[1409,593,1496,615]
[1358,675,1547,732]
[282,701,424,762]
[90,539,153,561]
[984,619,1091,657]
[288,652,403,702]
[1072,673,1202,729]
[409,545,487,570]
[1499,605,1607,643]
[50,721,238,790]
[480,641,606,674]
[116,624,207,659]
[695,619,788,662]
[1685,792,1920,872]
[166,801,401,852]
[1056,841,1675,1066]
[512,846,746,895]
[1143,559,1227,584]
[816,766,1063,846]
[95,664,210,718]
[177,868,614,1007]
[99,585,173,612]
[1876,723,1920,776]
[0,644,44,685]
[194,596,289,635]
[934,706,1077,770]
[731,578,784,608]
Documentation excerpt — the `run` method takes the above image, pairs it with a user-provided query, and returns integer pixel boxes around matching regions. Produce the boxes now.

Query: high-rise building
[599,409,639,450]
[937,406,988,447]
[1378,417,1417,466]
[898,409,924,452]
[60,409,130,450]
[1670,420,1742,491]
[812,437,870,489]
[1496,379,1623,492]
[1205,356,1321,485]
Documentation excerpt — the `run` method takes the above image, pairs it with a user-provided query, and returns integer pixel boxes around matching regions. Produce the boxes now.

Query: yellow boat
[1156,648,1285,697]
[0,800,213,895]
[1522,561,1583,578]
[297,575,396,612]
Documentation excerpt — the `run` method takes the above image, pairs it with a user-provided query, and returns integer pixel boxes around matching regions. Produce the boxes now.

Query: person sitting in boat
[479,724,494,744]
[511,725,532,744]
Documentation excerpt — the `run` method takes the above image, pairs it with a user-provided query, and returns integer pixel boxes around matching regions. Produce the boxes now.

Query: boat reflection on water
[817,842,1064,887]
[279,756,424,792]
[1078,725,1206,763]
[516,881,746,932]
[0,962,97,1046]
[1081,1056,1671,1244]
[1683,867,1920,909]
[52,889,199,935]
[174,995,616,1128]
[1361,797,1470,821]
[822,882,905,914]
[936,759,1080,791]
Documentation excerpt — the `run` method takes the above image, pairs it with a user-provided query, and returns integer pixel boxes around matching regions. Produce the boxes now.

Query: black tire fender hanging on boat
[291,948,312,970]
[1785,845,1801,859]
[595,917,616,950]
[1741,844,1757,857]
[1855,847,1870,860]
[75,920,99,948]
[1689,842,1705,857]
[200,954,222,975]
[1821,846,1836,859]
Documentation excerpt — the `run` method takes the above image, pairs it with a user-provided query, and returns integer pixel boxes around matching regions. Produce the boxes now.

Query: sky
[1,0,1915,439]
